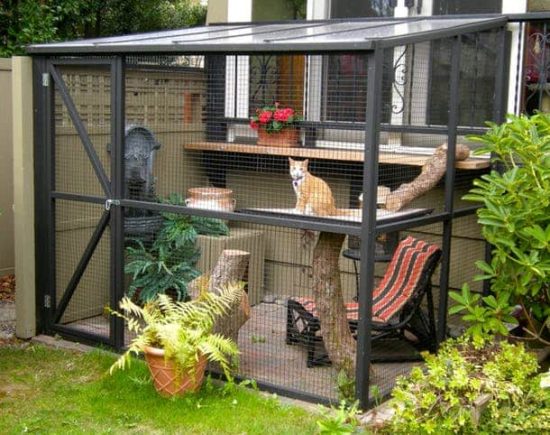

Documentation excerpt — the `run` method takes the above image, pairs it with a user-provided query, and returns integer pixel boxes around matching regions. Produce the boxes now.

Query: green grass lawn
[0,343,319,434]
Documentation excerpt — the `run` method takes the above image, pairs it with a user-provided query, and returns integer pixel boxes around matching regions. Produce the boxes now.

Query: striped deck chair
[286,236,441,367]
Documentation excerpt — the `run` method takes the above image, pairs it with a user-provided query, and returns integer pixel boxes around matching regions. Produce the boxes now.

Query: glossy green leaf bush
[454,113,550,342]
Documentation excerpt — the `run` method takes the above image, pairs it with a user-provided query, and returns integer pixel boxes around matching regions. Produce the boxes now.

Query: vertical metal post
[493,27,508,124]
[206,55,227,142]
[356,47,384,409]
[110,56,125,350]
[33,56,53,333]
[437,36,461,344]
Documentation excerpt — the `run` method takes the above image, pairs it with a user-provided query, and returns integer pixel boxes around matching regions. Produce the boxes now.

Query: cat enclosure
[29,16,508,407]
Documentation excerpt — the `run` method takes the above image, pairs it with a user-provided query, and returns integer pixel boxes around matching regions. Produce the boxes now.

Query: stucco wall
[528,0,550,11]
[0,58,14,276]
[252,0,296,21]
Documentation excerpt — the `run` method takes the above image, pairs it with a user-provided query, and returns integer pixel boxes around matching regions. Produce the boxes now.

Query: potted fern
[109,283,243,397]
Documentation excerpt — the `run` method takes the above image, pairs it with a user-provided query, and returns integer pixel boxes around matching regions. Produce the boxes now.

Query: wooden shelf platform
[184,142,490,170]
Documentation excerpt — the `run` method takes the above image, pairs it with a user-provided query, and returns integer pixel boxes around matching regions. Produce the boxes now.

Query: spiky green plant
[109,282,243,381]
[125,194,229,303]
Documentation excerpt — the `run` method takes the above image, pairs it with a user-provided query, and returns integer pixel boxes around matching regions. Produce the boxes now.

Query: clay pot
[185,187,235,212]
[257,128,299,147]
[143,346,207,397]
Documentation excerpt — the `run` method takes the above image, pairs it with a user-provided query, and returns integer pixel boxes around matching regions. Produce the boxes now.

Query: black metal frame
[34,57,127,349]
[32,16,510,409]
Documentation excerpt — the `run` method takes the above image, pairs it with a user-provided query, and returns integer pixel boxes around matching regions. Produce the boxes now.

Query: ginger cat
[289,157,338,216]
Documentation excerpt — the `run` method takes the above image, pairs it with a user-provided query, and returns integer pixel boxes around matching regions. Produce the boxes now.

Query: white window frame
[308,0,410,151]
[222,0,526,145]
[224,0,253,142]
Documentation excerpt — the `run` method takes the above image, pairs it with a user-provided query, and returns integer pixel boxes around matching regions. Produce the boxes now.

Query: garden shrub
[456,113,550,343]
[388,336,550,434]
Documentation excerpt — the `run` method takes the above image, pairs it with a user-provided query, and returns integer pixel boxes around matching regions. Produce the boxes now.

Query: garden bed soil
[0,274,16,344]
[0,274,15,302]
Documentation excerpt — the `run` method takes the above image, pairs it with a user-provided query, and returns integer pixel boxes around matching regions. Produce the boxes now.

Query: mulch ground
[0,274,15,302]
[0,274,16,346]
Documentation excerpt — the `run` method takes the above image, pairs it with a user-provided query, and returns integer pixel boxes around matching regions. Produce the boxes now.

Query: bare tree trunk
[312,232,356,378]
[199,249,251,344]
[385,143,470,212]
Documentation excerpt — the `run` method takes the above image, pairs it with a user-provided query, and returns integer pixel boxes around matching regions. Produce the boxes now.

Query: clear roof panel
[27,17,506,54]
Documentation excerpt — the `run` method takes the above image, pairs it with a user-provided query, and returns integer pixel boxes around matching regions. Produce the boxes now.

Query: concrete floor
[66,301,420,402]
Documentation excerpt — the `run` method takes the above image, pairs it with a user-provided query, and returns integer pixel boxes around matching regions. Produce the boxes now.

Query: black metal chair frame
[286,246,441,368]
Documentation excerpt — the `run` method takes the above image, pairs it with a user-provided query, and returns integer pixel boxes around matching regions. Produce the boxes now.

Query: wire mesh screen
[445,214,486,337]
[51,63,113,341]
[54,64,112,197]
[43,26,504,404]
[55,199,111,339]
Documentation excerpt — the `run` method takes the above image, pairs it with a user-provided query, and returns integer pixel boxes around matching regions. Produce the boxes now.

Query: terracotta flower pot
[143,346,207,397]
[185,187,236,212]
[257,128,299,147]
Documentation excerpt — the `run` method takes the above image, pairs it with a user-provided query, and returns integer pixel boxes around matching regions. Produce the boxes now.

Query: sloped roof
[27,16,506,55]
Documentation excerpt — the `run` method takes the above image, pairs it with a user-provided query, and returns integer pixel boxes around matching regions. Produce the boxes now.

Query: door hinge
[105,199,121,211]
[44,294,51,308]
[42,73,50,87]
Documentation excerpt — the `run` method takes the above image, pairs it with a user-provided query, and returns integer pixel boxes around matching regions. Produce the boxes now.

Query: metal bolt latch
[105,199,121,211]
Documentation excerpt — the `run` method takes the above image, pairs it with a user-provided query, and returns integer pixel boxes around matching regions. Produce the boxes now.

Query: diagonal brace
[48,64,112,196]
[54,210,111,323]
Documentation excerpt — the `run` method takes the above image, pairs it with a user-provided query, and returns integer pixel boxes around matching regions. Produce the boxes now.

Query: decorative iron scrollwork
[524,23,550,113]
[249,55,278,110]
[391,45,409,116]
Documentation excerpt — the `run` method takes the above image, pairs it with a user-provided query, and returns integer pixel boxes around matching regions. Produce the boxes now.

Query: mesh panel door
[47,60,116,345]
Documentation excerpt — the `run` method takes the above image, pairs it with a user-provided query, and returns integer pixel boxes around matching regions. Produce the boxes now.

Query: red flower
[249,120,259,130]
[258,111,273,124]
[274,108,294,122]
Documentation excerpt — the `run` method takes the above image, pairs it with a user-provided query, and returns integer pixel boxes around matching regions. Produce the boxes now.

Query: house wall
[0,58,14,276]
[206,0,228,23]
[252,0,296,21]
[528,0,550,11]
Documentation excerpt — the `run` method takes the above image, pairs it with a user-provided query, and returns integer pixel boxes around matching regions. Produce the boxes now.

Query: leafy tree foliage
[1,0,206,57]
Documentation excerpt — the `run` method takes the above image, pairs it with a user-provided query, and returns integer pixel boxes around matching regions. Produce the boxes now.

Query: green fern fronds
[109,282,244,381]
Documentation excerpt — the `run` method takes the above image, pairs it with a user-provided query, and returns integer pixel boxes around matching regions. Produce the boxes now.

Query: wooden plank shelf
[184,142,490,170]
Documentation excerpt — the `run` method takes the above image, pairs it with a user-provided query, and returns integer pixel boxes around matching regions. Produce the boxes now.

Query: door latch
[105,199,121,211]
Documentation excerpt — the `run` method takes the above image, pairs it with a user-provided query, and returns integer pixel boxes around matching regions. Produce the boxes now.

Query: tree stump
[209,249,251,344]
[189,249,251,344]
[385,143,470,212]
[312,232,357,378]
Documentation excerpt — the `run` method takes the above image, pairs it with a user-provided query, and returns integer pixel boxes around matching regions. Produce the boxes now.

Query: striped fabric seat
[290,237,439,324]
[286,236,441,367]
[372,236,439,323]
